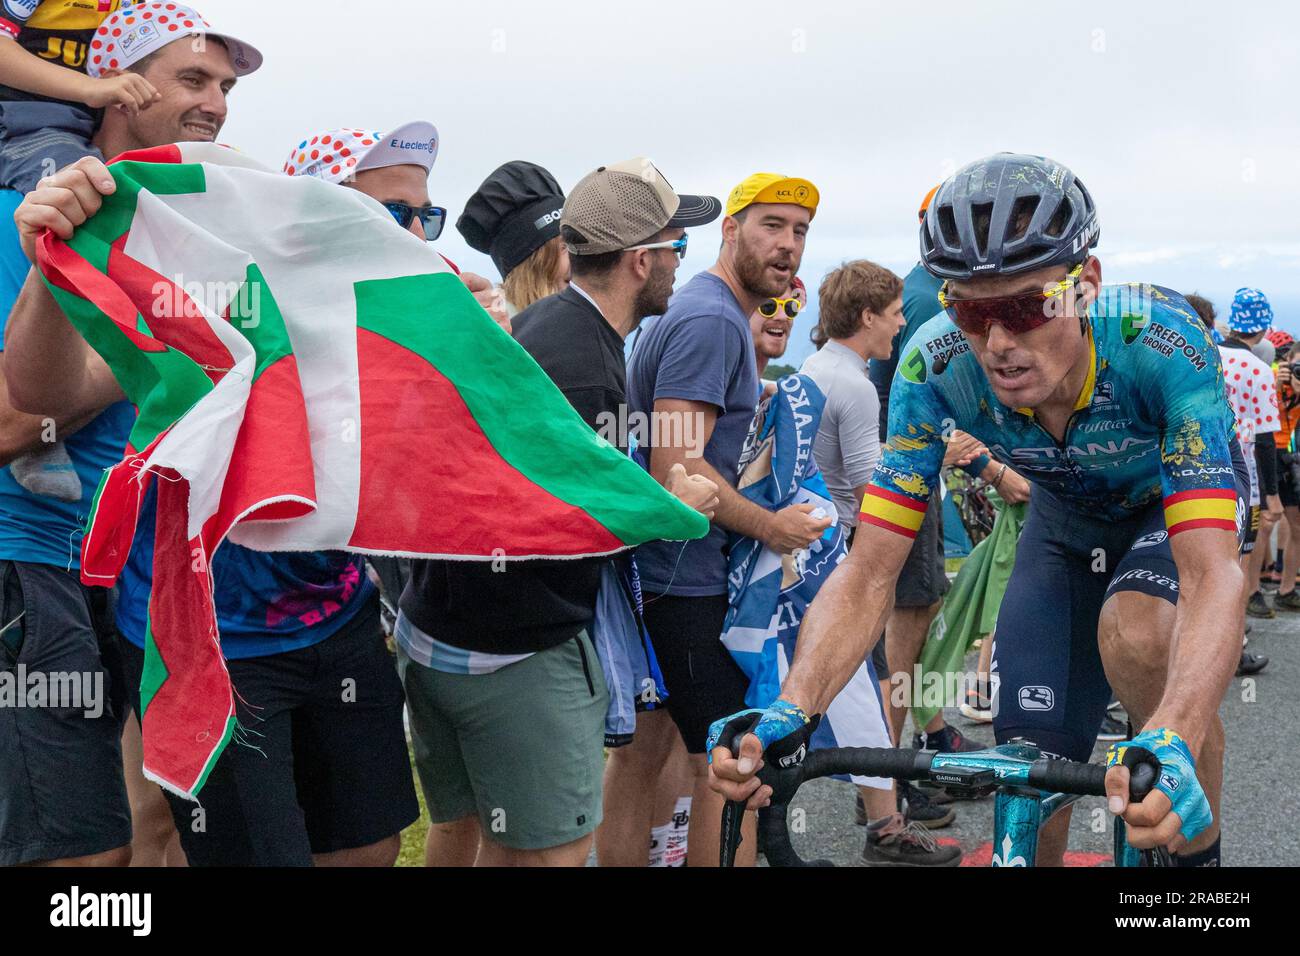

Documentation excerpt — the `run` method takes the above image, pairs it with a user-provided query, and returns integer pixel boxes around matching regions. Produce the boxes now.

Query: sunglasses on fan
[759,296,803,319]
[383,202,447,241]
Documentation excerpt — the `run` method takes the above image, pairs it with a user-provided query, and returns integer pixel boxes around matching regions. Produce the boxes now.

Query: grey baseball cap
[561,157,720,255]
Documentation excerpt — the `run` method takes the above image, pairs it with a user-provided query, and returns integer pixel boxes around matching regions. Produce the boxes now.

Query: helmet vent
[938,204,959,249]
[971,202,993,258]
[1044,198,1071,239]
[1008,196,1039,242]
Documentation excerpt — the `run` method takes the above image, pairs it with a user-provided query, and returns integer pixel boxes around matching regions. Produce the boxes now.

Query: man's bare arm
[650,398,830,551]
[0,362,106,466]
[3,269,123,417]
[1152,528,1244,755]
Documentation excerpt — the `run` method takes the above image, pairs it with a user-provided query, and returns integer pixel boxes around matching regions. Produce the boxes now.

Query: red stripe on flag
[865,485,928,512]
[106,144,185,166]
[859,513,920,540]
[79,430,171,587]
[211,354,317,529]
[1168,517,1238,536]
[106,245,235,384]
[37,232,169,353]
[1163,487,1236,507]
[141,470,235,798]
[348,328,623,556]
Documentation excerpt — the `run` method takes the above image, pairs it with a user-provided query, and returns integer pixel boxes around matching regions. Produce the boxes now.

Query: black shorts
[993,448,1248,763]
[119,593,418,865]
[0,560,131,866]
[1242,505,1261,555]
[642,592,749,755]
[1278,447,1300,508]
[894,492,949,608]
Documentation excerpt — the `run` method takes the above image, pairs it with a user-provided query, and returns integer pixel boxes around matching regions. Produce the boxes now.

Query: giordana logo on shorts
[777,742,807,769]
[1018,686,1054,711]
[49,886,151,937]
[1131,530,1168,549]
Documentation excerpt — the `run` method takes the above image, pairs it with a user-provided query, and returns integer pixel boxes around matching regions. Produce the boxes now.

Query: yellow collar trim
[1013,325,1097,418]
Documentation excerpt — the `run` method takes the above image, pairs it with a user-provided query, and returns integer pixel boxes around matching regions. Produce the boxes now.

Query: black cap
[668,193,722,228]
[456,161,566,279]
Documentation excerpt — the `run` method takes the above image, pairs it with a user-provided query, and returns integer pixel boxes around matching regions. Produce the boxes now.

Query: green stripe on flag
[45,278,215,452]
[239,264,293,378]
[354,272,707,544]
[67,161,208,268]
[139,620,170,718]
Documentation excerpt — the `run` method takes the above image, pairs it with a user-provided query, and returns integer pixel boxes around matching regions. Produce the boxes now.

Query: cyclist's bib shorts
[990,443,1247,763]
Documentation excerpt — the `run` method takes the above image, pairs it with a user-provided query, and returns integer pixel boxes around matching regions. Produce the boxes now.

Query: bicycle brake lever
[719,713,762,868]
[1123,748,1162,802]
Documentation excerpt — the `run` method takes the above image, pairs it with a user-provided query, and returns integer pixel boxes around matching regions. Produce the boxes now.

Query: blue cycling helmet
[920,153,1099,280]
[1228,287,1272,334]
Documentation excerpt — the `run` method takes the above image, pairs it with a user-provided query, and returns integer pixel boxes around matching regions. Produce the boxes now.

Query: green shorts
[397,631,608,851]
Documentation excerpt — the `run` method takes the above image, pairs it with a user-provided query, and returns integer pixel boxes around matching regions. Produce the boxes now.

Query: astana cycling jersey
[861,283,1238,538]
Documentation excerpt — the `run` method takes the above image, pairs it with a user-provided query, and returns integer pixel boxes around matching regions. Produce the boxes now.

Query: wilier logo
[900,346,927,384]
[1120,312,1149,345]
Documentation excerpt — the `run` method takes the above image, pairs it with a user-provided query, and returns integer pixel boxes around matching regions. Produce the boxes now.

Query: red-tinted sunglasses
[938,264,1084,336]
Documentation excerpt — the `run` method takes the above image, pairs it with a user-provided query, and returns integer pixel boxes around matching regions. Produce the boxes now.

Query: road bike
[720,739,1170,867]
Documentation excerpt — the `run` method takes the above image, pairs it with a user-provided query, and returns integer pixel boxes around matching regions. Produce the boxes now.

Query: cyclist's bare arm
[780,522,913,715]
[1150,526,1243,754]
[710,524,913,806]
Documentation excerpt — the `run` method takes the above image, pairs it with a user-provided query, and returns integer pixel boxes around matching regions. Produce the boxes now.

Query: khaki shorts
[397,630,607,851]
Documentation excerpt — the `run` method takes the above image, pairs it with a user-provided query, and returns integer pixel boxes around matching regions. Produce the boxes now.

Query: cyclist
[709,153,1245,866]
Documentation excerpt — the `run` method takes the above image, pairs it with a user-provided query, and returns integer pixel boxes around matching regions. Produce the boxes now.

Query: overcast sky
[214,0,1300,356]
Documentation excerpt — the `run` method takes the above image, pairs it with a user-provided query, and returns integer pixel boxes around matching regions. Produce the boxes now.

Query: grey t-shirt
[627,272,760,596]
[800,340,881,527]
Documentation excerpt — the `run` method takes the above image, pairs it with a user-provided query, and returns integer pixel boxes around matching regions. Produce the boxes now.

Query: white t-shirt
[799,341,881,526]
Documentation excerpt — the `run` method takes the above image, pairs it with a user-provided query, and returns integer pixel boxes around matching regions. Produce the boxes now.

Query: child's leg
[10,441,81,502]
[0,101,101,193]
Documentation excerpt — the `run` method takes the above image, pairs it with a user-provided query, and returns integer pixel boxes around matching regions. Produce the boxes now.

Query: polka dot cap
[282,122,439,185]
[282,129,382,184]
[87,2,264,79]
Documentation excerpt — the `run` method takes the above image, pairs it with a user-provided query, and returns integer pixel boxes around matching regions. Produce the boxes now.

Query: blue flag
[721,374,892,788]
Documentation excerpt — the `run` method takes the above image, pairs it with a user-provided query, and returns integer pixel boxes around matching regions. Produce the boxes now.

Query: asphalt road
[769,607,1299,868]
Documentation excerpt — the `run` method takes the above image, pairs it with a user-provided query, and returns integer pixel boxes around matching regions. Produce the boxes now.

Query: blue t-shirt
[627,271,761,596]
[0,188,135,569]
[116,482,375,659]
